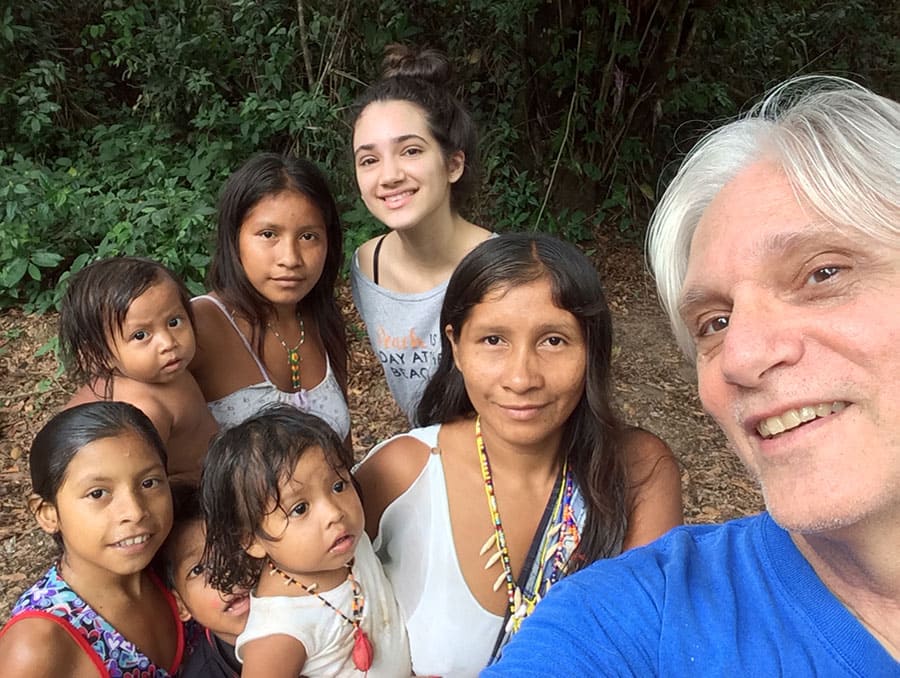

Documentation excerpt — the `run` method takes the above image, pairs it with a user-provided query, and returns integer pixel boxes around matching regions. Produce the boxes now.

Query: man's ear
[445,324,461,370]
[447,151,465,184]
[172,589,193,623]
[29,495,59,536]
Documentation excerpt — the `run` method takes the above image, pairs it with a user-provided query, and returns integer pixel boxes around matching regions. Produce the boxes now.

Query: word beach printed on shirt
[376,327,439,381]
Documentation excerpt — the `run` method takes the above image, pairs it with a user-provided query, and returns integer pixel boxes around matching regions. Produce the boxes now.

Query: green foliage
[0,0,895,310]
[0,124,223,311]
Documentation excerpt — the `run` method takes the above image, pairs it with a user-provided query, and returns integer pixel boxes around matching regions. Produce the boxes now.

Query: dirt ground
[0,234,763,613]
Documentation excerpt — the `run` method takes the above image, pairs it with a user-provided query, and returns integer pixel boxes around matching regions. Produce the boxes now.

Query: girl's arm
[0,617,99,677]
[240,635,308,678]
[621,428,684,550]
[188,295,231,401]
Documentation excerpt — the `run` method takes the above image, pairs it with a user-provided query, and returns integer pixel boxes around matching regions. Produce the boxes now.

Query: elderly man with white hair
[482,76,900,675]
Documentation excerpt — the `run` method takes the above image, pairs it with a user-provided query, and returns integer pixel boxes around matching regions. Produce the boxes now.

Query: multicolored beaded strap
[267,313,305,391]
[475,415,579,634]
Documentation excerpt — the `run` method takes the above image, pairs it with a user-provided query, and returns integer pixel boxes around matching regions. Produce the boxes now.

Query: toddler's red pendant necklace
[268,560,374,672]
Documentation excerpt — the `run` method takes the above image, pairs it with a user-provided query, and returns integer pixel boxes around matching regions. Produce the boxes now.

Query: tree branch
[296,0,314,88]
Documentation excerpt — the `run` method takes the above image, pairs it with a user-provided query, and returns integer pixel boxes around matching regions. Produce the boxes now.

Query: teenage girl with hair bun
[350,44,493,424]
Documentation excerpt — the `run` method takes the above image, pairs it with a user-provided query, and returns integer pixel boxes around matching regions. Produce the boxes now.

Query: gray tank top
[350,252,445,424]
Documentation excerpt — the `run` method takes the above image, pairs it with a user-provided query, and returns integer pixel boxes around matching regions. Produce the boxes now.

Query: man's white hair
[647,75,900,359]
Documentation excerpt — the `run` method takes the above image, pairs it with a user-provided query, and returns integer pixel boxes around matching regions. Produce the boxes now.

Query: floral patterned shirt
[2,565,184,677]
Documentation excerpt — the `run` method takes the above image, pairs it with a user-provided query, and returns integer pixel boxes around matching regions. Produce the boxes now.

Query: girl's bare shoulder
[190,294,231,335]
[0,615,95,677]
[354,235,384,280]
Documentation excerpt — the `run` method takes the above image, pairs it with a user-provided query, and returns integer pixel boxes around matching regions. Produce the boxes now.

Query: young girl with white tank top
[190,153,351,443]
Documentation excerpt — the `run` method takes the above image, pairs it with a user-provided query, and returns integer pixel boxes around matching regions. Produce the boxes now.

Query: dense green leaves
[0,0,895,310]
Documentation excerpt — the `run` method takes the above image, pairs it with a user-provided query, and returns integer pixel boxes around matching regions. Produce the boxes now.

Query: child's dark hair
[207,152,348,395]
[417,233,627,571]
[200,404,356,593]
[30,401,168,547]
[59,256,194,394]
[157,480,203,589]
[350,44,479,211]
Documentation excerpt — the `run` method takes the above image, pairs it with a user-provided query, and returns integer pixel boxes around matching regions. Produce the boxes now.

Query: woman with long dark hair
[356,233,683,675]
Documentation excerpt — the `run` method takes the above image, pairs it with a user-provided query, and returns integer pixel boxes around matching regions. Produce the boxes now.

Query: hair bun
[381,44,452,86]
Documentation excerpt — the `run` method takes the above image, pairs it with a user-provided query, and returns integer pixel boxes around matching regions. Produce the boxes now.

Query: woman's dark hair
[417,233,627,570]
[59,256,195,396]
[350,44,479,211]
[201,404,357,592]
[30,401,168,547]
[207,152,348,394]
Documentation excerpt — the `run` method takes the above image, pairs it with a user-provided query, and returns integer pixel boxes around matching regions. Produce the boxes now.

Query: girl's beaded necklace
[267,561,374,672]
[475,415,580,634]
[267,313,305,391]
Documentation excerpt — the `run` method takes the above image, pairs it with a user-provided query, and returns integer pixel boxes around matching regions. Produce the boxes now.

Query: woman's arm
[240,635,308,678]
[621,428,683,550]
[354,434,432,539]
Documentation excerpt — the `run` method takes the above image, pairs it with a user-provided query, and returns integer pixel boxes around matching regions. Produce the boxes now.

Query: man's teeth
[757,402,846,438]
[116,535,150,547]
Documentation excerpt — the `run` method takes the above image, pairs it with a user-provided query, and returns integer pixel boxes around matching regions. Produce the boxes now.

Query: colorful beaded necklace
[475,415,580,634]
[267,313,305,391]
[267,561,374,671]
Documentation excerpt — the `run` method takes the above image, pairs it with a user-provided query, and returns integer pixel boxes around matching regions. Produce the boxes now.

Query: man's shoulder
[572,513,768,584]
[483,514,786,676]
[537,514,774,627]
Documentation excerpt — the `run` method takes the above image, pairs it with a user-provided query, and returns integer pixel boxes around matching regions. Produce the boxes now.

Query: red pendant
[352,627,374,671]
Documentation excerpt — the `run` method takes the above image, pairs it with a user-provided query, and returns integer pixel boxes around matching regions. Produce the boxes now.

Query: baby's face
[169,520,249,645]
[108,276,196,384]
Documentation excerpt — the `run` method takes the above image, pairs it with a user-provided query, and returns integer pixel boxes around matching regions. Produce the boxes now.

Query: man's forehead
[677,160,864,318]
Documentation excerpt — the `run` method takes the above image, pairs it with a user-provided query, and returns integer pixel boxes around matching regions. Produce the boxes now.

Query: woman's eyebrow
[353,133,429,154]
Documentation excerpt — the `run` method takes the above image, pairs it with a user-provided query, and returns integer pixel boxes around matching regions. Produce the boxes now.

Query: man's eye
[807,266,841,284]
[699,315,729,337]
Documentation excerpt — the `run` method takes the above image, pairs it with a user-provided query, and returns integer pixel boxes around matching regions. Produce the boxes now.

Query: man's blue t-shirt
[483,513,897,677]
